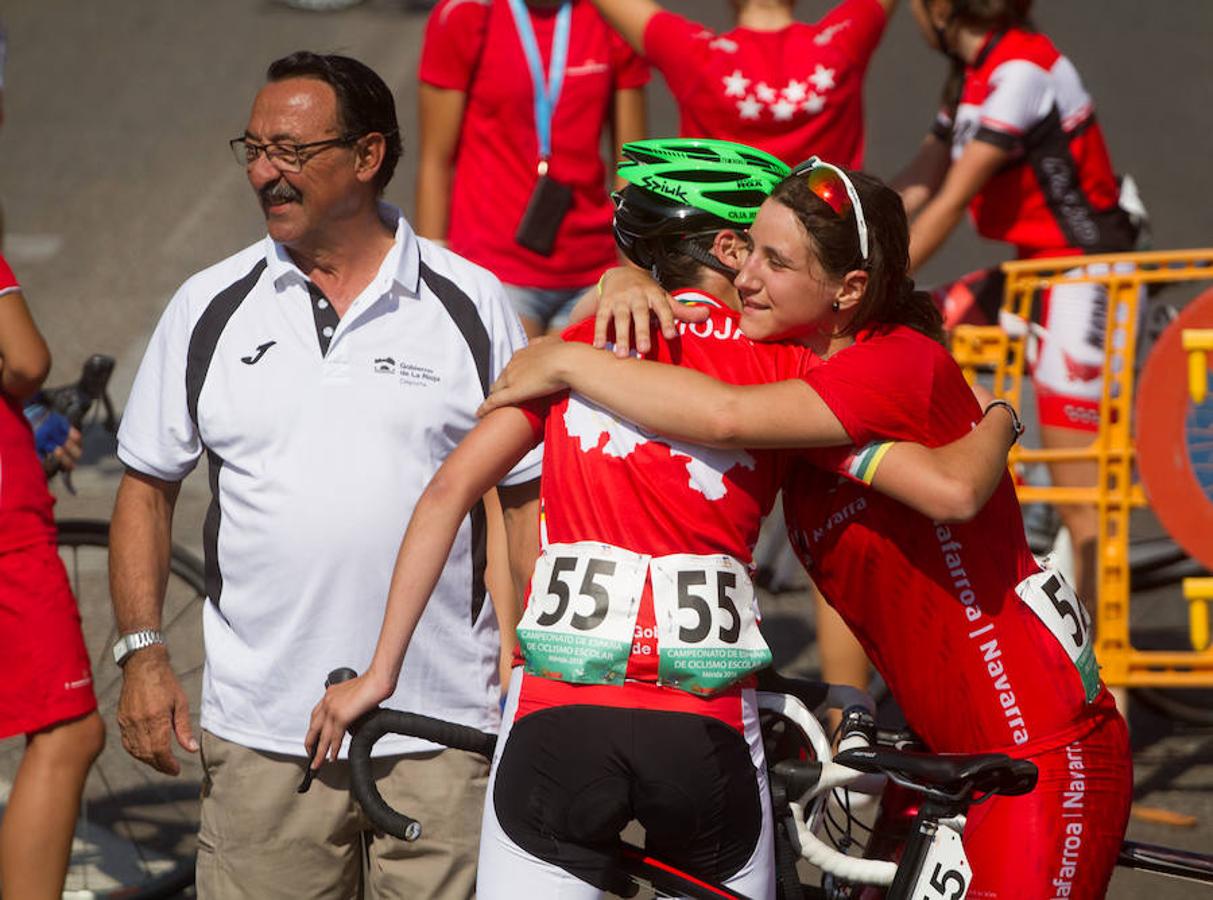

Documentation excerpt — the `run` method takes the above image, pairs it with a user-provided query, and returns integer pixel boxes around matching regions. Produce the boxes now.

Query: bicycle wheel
[56,519,203,898]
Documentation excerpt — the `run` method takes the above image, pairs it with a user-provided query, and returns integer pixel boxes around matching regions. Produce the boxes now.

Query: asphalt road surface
[1,1,1211,896]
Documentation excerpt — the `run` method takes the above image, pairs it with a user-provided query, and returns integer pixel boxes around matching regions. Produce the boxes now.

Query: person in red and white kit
[0,253,104,899]
[591,0,899,701]
[483,163,1132,898]
[417,0,648,337]
[307,141,1015,898]
[892,0,1142,620]
[590,0,895,168]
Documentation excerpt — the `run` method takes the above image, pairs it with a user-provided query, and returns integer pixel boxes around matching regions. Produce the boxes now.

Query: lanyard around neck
[506,0,572,172]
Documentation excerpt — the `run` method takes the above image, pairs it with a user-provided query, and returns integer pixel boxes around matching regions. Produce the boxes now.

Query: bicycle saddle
[834,747,1038,798]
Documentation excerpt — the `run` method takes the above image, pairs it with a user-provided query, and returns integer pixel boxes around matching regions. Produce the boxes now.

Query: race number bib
[1015,568,1101,702]
[909,824,971,900]
[650,554,772,695]
[517,542,649,686]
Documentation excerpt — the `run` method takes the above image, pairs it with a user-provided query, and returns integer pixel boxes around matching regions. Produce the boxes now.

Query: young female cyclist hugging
[482,161,1132,898]
[307,139,1016,899]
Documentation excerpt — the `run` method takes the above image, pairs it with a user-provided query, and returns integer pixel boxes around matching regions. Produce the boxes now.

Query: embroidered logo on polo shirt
[373,356,441,386]
[241,340,277,365]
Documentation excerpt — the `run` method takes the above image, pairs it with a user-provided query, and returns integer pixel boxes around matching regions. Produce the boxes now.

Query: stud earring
[831,300,840,313]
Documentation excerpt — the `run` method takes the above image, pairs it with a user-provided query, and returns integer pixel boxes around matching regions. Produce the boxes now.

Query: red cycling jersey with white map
[790,325,1117,756]
[932,28,1132,258]
[515,292,818,728]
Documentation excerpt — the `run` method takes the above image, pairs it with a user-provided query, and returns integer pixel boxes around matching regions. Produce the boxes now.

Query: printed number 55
[535,557,616,631]
[677,570,741,644]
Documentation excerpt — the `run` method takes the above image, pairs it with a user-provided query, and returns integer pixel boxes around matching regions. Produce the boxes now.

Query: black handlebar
[350,709,497,841]
[315,668,498,843]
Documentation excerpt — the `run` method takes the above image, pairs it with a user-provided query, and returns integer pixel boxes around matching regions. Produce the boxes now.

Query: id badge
[650,554,772,695]
[517,542,649,686]
[1015,567,1101,702]
[514,172,573,256]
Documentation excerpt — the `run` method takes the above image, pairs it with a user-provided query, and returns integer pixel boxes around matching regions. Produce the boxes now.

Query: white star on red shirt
[756,82,777,104]
[771,99,797,121]
[782,80,808,104]
[722,69,751,98]
[802,92,826,114]
[737,96,764,120]
[809,64,836,93]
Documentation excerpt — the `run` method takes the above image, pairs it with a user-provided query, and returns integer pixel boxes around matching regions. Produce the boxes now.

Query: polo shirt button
[317,298,328,309]
[322,326,334,338]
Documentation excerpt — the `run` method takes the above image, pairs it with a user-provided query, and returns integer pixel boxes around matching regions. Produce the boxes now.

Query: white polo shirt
[119,204,541,756]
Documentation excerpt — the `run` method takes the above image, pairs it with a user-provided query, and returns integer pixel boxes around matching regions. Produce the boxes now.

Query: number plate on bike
[910,824,971,900]
[517,542,649,686]
[1015,568,1101,702]
[650,554,772,695]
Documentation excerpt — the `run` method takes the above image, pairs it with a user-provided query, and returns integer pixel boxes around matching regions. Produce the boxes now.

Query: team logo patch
[373,355,441,386]
[240,340,276,365]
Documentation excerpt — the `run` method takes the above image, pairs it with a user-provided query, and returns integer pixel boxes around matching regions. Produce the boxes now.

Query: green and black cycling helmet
[613,138,790,278]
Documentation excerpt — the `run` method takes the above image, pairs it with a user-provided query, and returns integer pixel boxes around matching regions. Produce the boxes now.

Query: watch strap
[113,628,165,667]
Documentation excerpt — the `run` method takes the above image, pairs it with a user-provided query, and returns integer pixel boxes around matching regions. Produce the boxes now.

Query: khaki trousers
[196,730,487,899]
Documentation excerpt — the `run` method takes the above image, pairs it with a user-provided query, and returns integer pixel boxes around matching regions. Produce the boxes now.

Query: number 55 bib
[650,554,772,695]
[517,542,650,686]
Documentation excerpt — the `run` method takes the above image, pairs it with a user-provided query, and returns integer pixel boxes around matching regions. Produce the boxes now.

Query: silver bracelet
[984,399,1025,443]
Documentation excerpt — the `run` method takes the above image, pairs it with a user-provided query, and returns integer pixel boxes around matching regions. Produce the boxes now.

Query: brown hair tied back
[770,170,945,344]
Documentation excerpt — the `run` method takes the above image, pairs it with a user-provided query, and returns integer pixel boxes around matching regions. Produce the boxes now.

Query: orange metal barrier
[951,249,1213,689]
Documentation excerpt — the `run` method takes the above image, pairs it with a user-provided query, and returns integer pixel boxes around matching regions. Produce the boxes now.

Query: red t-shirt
[786,326,1112,755]
[932,28,1132,258]
[0,254,57,553]
[420,0,649,289]
[643,0,886,168]
[514,293,818,727]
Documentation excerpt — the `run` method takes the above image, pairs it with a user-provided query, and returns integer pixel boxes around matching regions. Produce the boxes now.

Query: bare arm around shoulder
[0,288,51,400]
[869,405,1014,522]
[591,0,662,54]
[908,138,1008,273]
[415,84,467,242]
[891,133,951,221]
[110,469,197,775]
[482,339,851,449]
[306,408,540,766]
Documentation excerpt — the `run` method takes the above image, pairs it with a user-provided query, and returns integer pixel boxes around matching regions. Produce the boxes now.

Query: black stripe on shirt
[184,257,267,607]
[419,260,493,624]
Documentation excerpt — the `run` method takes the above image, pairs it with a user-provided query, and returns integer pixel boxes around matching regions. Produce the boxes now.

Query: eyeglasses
[229,135,360,173]
[790,156,869,264]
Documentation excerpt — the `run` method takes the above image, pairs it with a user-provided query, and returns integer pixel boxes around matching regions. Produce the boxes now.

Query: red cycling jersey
[515,293,819,728]
[644,0,887,169]
[788,325,1116,756]
[932,28,1134,259]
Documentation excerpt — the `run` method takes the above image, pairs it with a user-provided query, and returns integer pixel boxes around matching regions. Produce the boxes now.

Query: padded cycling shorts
[933,263,1138,433]
[477,668,775,899]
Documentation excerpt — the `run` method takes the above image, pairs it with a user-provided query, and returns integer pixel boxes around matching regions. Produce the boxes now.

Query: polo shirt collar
[262,202,422,299]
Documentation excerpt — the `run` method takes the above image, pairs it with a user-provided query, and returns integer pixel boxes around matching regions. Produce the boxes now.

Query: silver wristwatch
[112,629,164,667]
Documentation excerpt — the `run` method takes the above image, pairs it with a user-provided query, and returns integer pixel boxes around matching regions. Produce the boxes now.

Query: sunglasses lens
[804,165,853,219]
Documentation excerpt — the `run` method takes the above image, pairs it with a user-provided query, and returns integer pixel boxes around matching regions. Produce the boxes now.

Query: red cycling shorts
[0,540,97,739]
[865,709,1131,899]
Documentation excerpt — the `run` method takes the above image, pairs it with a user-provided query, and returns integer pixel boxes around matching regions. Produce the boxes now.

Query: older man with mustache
[109,51,540,899]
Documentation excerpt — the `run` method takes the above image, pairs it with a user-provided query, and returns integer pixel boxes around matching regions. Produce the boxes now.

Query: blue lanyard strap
[506,0,572,165]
